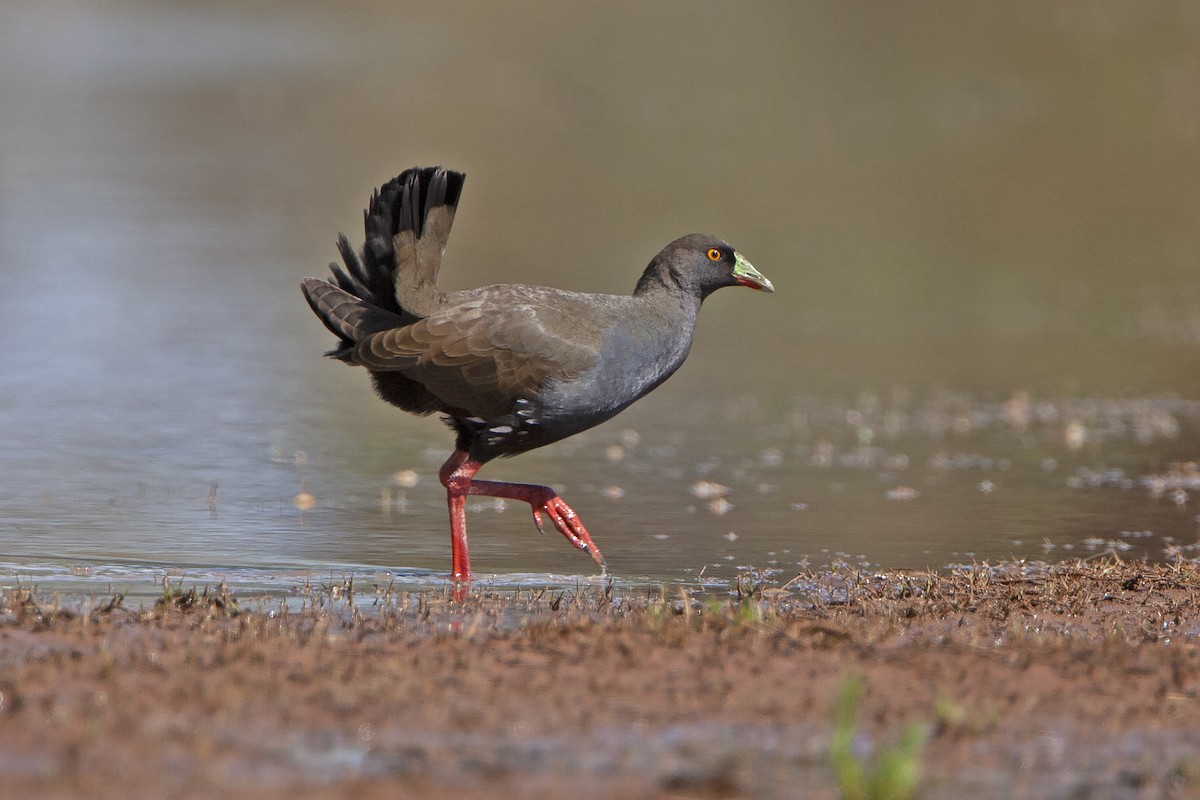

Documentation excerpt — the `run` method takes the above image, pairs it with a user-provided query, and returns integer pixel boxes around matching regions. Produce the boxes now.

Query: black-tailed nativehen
[302,167,773,582]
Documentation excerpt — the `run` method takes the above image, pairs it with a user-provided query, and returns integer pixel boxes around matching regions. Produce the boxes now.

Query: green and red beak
[732,251,774,293]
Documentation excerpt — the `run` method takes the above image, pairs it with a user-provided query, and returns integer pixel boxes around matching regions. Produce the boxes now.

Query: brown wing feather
[354,300,597,418]
[392,202,456,317]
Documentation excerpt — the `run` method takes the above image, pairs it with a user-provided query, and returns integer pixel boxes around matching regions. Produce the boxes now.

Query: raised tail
[300,277,400,360]
[301,166,467,359]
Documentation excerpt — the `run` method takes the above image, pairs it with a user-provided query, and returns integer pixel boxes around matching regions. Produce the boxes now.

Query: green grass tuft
[830,674,928,800]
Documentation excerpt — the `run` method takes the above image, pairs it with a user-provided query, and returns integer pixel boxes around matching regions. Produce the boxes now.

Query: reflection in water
[1,2,1199,598]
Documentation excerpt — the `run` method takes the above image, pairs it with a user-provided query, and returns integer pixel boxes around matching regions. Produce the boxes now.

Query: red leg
[437,451,606,580]
[439,450,476,582]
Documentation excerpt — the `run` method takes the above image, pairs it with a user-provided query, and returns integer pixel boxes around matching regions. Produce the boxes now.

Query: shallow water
[2,2,1200,600]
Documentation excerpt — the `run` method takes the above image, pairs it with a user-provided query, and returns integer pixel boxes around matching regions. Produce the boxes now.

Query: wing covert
[354,301,597,417]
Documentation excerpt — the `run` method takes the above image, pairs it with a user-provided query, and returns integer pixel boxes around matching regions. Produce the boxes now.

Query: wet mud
[2,558,1200,799]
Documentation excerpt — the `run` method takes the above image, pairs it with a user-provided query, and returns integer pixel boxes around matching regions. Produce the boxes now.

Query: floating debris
[1064,420,1088,450]
[293,490,316,512]
[1119,530,1154,539]
[885,486,919,501]
[708,498,734,515]
[600,485,625,500]
[758,448,783,467]
[690,480,730,500]
[392,469,420,488]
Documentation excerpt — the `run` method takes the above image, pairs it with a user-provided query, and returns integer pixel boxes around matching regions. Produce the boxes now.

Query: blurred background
[2,1,1199,597]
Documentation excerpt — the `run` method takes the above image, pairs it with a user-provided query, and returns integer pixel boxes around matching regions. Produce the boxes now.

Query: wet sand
[3,558,1200,799]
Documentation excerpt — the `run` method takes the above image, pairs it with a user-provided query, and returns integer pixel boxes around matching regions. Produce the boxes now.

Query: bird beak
[732,252,774,293]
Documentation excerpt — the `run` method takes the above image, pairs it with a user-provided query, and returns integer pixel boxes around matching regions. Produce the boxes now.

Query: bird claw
[535,494,606,570]
[531,510,546,534]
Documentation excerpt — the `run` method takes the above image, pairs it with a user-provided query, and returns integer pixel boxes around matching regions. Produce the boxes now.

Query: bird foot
[529,492,606,570]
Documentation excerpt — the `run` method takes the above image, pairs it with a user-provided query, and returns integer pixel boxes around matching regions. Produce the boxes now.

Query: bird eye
[706,248,721,261]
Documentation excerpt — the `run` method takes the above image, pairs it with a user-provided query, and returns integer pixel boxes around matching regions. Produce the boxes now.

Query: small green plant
[830,674,928,800]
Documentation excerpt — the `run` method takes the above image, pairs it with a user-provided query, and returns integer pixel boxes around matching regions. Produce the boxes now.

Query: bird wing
[353,298,598,418]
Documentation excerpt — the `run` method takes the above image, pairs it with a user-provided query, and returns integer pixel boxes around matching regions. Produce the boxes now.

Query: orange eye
[706,248,722,261]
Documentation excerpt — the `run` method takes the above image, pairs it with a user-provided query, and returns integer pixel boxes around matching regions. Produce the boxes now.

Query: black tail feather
[328,166,465,315]
[303,166,467,358]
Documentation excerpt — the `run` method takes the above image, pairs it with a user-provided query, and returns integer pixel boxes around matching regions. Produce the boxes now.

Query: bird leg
[439,450,475,582]
[438,450,607,582]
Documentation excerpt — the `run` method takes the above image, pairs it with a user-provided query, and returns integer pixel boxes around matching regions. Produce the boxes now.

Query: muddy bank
[2,559,1200,799]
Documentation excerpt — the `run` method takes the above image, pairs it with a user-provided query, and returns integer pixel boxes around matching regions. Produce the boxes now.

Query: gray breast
[539,324,693,434]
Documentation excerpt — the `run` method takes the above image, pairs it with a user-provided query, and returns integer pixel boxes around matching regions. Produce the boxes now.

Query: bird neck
[626,280,704,362]
[632,270,705,315]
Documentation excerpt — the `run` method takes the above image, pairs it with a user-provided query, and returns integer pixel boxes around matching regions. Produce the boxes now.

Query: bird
[301,166,773,583]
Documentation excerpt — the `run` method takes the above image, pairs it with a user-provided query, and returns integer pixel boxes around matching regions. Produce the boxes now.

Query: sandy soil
[3,558,1200,799]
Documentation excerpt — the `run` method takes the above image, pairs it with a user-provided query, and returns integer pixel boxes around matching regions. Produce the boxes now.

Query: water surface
[2,2,1199,600]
